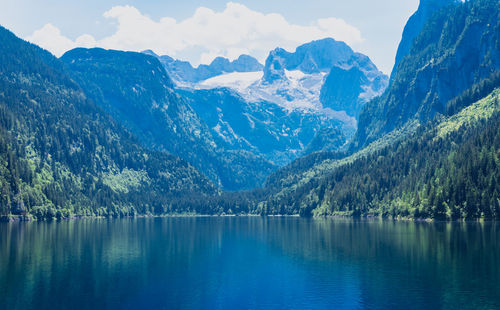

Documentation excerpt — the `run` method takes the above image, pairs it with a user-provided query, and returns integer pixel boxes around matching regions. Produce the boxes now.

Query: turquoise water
[1,217,499,309]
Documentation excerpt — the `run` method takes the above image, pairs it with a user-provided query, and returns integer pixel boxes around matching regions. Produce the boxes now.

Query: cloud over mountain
[26,2,363,65]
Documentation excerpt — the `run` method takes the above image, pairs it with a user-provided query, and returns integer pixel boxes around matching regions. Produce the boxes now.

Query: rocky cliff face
[320,54,389,118]
[259,39,388,118]
[354,0,500,149]
[391,0,458,80]
[262,39,354,83]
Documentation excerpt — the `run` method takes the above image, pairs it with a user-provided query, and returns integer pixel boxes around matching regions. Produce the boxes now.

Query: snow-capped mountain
[259,38,388,118]
[147,38,387,120]
[143,38,388,164]
[200,70,327,112]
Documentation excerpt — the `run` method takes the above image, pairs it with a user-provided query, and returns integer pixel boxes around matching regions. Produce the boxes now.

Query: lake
[1,217,499,309]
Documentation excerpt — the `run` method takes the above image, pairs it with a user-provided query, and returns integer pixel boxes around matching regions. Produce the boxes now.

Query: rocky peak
[209,57,232,72]
[262,48,288,83]
[232,54,264,72]
[262,38,356,83]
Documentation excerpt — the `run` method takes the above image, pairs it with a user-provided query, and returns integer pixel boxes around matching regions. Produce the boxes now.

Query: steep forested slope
[258,88,500,219]
[61,48,276,191]
[255,0,500,219]
[0,26,217,220]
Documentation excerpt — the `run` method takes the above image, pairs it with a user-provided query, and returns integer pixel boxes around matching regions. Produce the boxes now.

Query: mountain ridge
[354,0,500,149]
[0,26,217,219]
[255,0,500,219]
[142,50,263,84]
[61,47,276,191]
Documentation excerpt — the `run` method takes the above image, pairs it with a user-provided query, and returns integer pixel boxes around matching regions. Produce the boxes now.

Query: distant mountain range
[142,38,387,166]
[142,50,263,84]
[145,38,388,120]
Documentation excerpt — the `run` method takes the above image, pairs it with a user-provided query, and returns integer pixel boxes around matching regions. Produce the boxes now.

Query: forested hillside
[255,0,500,219]
[61,48,276,191]
[1,0,499,221]
[0,26,217,220]
[258,88,500,219]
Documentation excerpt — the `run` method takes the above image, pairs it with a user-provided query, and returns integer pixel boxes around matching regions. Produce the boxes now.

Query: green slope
[258,88,500,219]
[0,26,217,220]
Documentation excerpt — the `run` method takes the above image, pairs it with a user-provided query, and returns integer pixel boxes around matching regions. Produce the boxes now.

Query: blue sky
[1,0,419,73]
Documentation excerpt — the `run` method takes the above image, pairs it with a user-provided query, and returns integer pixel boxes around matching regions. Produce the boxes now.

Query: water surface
[1,217,499,309]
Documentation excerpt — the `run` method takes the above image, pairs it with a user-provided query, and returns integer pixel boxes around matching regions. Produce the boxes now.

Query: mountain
[354,0,500,148]
[61,48,275,191]
[158,39,386,164]
[0,26,217,220]
[391,0,458,80]
[180,87,349,165]
[148,38,387,126]
[320,65,388,118]
[262,38,359,81]
[260,87,500,218]
[142,50,263,84]
[197,39,388,119]
[257,38,388,117]
[144,39,375,165]
[253,0,500,219]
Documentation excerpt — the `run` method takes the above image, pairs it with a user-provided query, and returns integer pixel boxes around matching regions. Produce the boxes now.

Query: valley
[0,0,499,221]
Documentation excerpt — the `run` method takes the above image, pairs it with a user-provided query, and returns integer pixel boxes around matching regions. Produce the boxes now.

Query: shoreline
[1,213,496,223]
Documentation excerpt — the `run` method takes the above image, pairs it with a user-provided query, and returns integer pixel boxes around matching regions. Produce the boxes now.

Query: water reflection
[0,218,499,309]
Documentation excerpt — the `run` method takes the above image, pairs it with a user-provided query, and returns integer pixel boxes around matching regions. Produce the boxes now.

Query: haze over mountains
[1,0,499,220]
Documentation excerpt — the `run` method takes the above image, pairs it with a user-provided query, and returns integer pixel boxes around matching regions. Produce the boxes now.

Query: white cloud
[26,24,76,57]
[25,2,364,64]
[26,24,97,57]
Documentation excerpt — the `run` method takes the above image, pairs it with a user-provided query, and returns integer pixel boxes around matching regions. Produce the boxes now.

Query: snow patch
[199,72,263,92]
